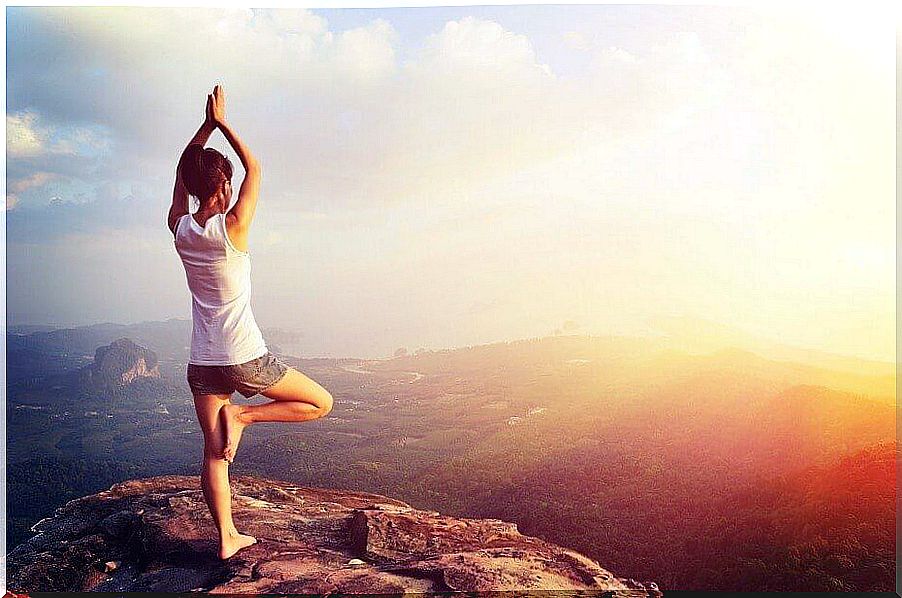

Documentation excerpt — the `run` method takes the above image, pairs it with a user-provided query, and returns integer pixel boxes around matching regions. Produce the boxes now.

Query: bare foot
[219,530,258,559]
[219,404,249,463]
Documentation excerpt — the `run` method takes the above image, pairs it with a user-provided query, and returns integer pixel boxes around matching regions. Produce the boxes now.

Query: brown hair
[177,143,233,203]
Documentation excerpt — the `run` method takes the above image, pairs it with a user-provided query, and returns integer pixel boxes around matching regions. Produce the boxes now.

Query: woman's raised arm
[209,85,262,230]
[167,111,215,235]
[209,85,259,172]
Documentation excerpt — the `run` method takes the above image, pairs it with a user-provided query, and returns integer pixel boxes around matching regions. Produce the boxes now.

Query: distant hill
[7,323,62,334]
[5,318,299,386]
[366,333,895,399]
[75,337,161,391]
[645,314,895,379]
[6,319,189,386]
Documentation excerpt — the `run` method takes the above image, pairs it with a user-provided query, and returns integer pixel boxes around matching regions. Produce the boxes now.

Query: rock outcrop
[77,337,160,390]
[7,475,661,595]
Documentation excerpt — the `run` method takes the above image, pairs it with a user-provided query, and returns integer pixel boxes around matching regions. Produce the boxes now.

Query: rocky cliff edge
[7,474,661,595]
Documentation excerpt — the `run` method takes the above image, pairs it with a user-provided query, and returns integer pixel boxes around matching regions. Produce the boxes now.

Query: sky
[4,4,896,360]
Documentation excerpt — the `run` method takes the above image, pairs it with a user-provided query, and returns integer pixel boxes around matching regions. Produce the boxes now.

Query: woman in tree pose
[167,84,334,560]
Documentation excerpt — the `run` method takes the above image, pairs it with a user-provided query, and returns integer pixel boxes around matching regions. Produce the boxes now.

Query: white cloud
[7,111,46,157]
[8,9,737,214]
[7,109,110,159]
[8,6,892,224]
[6,171,60,210]
[330,19,398,81]
[413,16,551,79]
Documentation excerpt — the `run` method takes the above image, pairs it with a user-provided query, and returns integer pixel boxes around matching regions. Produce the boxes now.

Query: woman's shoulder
[222,212,249,254]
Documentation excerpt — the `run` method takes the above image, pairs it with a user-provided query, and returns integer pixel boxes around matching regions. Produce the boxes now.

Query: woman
[167,84,334,560]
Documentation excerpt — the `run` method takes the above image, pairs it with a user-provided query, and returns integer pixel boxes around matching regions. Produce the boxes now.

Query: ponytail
[178,143,234,203]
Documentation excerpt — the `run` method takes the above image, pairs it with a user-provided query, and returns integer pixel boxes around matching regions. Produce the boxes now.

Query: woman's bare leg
[220,367,333,463]
[193,394,257,559]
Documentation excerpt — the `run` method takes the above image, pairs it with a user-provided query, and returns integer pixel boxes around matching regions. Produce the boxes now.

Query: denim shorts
[187,351,290,398]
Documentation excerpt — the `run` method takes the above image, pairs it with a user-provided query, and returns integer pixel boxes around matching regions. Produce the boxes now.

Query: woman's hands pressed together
[200,82,258,174]
[205,84,227,128]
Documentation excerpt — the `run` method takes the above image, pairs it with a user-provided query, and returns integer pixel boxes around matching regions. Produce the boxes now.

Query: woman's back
[174,211,267,365]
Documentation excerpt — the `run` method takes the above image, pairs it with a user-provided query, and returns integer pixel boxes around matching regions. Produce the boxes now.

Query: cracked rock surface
[7,474,661,595]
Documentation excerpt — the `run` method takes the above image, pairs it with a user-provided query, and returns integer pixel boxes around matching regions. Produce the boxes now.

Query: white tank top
[173,212,268,365]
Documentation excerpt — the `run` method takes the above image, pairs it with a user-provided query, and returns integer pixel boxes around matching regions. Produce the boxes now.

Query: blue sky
[5,5,895,360]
